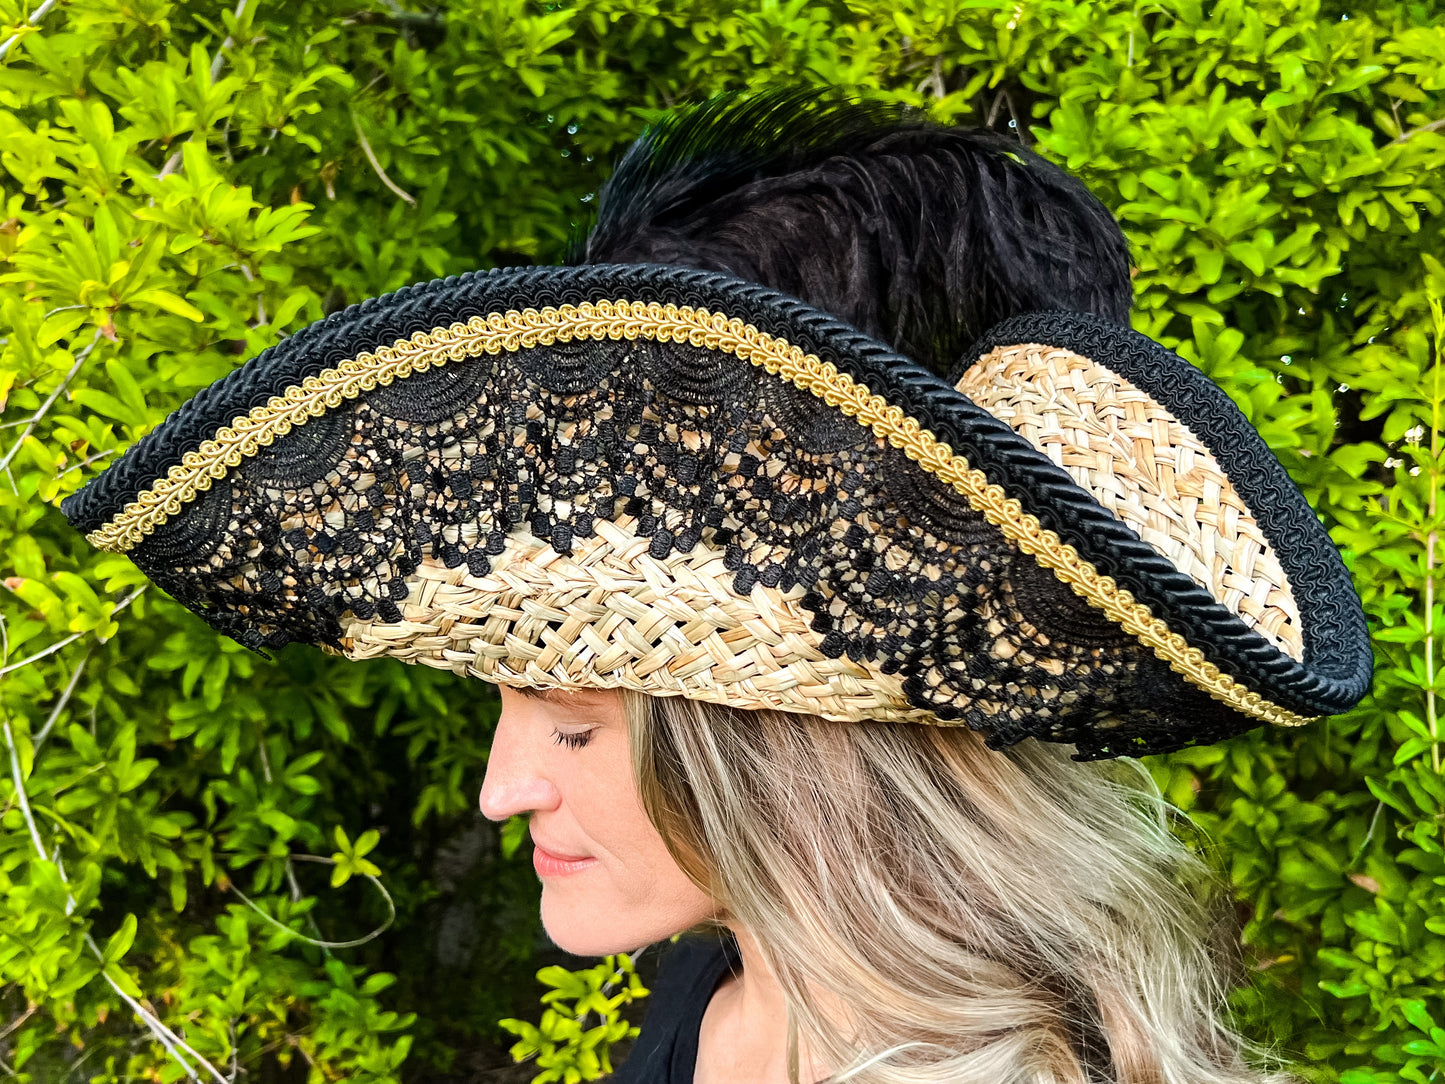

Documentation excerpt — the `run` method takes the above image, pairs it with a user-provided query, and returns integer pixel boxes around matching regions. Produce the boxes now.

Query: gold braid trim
[89,299,1313,729]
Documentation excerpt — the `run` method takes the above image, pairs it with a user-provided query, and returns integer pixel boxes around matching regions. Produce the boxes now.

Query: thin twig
[1427,298,1442,773]
[0,1002,37,1044]
[84,934,230,1084]
[157,149,185,180]
[985,88,1006,128]
[55,447,116,478]
[914,57,945,101]
[0,330,103,475]
[2,716,229,1083]
[33,648,91,752]
[282,858,318,944]
[378,0,444,29]
[158,0,252,179]
[1346,800,1384,869]
[351,113,415,205]
[2,629,85,675]
[0,586,145,677]
[257,742,328,946]
[229,857,396,950]
[0,0,58,61]
[1003,88,1023,143]
[2,718,48,861]
[1392,117,1445,145]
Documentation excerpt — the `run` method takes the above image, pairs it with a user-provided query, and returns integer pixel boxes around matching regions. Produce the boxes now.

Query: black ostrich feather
[570,87,1133,376]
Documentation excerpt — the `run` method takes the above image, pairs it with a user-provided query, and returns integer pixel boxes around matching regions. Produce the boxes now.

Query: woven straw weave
[956,344,1304,661]
[335,515,938,724]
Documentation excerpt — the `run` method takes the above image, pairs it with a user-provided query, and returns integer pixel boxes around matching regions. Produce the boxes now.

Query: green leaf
[37,308,87,347]
[101,961,143,999]
[131,288,205,321]
[1195,247,1224,284]
[70,387,141,426]
[501,814,530,859]
[102,913,138,964]
[67,723,101,762]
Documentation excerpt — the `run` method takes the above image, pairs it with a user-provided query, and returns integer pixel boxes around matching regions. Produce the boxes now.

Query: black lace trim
[61,265,1372,756]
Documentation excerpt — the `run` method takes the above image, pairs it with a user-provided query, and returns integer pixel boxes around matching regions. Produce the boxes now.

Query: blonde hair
[624,691,1301,1084]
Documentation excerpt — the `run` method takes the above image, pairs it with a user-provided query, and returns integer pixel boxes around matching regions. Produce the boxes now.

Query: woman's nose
[478,705,562,821]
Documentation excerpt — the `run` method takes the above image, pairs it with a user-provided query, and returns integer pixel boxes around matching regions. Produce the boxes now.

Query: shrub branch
[0,0,58,61]
[0,586,145,677]
[2,715,231,1082]
[0,329,102,476]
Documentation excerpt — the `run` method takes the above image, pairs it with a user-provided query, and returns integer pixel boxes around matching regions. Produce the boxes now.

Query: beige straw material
[956,344,1304,662]
[334,515,941,724]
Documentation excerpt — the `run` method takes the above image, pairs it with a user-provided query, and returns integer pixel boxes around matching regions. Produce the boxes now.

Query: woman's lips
[532,843,598,878]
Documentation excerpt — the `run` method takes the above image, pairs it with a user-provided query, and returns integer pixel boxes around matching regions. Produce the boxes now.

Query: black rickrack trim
[63,264,1370,718]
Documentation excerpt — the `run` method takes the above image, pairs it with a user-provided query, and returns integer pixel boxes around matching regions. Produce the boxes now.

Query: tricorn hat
[61,254,1371,761]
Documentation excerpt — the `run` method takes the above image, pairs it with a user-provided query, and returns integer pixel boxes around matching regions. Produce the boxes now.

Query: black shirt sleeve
[610,932,742,1084]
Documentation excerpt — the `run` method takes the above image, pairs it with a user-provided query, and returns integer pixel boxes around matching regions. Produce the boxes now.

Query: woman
[62,90,1372,1082]
[489,689,1278,1083]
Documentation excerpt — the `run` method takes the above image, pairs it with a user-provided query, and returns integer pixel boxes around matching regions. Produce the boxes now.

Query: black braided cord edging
[954,312,1372,718]
[62,264,1372,719]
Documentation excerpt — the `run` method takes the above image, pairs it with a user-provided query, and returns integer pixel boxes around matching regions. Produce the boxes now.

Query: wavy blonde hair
[622,690,1300,1084]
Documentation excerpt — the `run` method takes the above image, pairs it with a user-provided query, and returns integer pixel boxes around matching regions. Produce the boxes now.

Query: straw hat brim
[61,264,1371,758]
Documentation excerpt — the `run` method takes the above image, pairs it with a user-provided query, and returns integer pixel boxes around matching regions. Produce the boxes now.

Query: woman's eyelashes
[551,728,594,750]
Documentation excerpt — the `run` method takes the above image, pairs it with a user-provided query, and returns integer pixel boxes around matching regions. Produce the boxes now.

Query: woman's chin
[540,895,637,957]
[541,918,640,957]
[540,892,698,957]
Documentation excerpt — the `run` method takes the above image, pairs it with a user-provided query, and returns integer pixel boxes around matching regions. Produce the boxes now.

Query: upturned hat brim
[62,264,1371,760]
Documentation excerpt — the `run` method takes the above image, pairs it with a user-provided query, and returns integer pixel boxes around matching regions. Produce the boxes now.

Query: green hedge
[0,0,1442,1081]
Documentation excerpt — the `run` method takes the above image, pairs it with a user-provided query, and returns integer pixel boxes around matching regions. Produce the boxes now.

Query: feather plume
[570,88,1133,376]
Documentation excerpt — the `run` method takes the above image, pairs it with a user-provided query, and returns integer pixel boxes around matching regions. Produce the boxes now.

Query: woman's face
[478,685,716,956]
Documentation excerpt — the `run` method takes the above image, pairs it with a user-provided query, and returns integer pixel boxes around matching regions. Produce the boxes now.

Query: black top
[611,933,742,1083]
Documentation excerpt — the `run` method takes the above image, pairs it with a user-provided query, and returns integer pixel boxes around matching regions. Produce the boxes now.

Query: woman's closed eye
[551,728,594,750]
